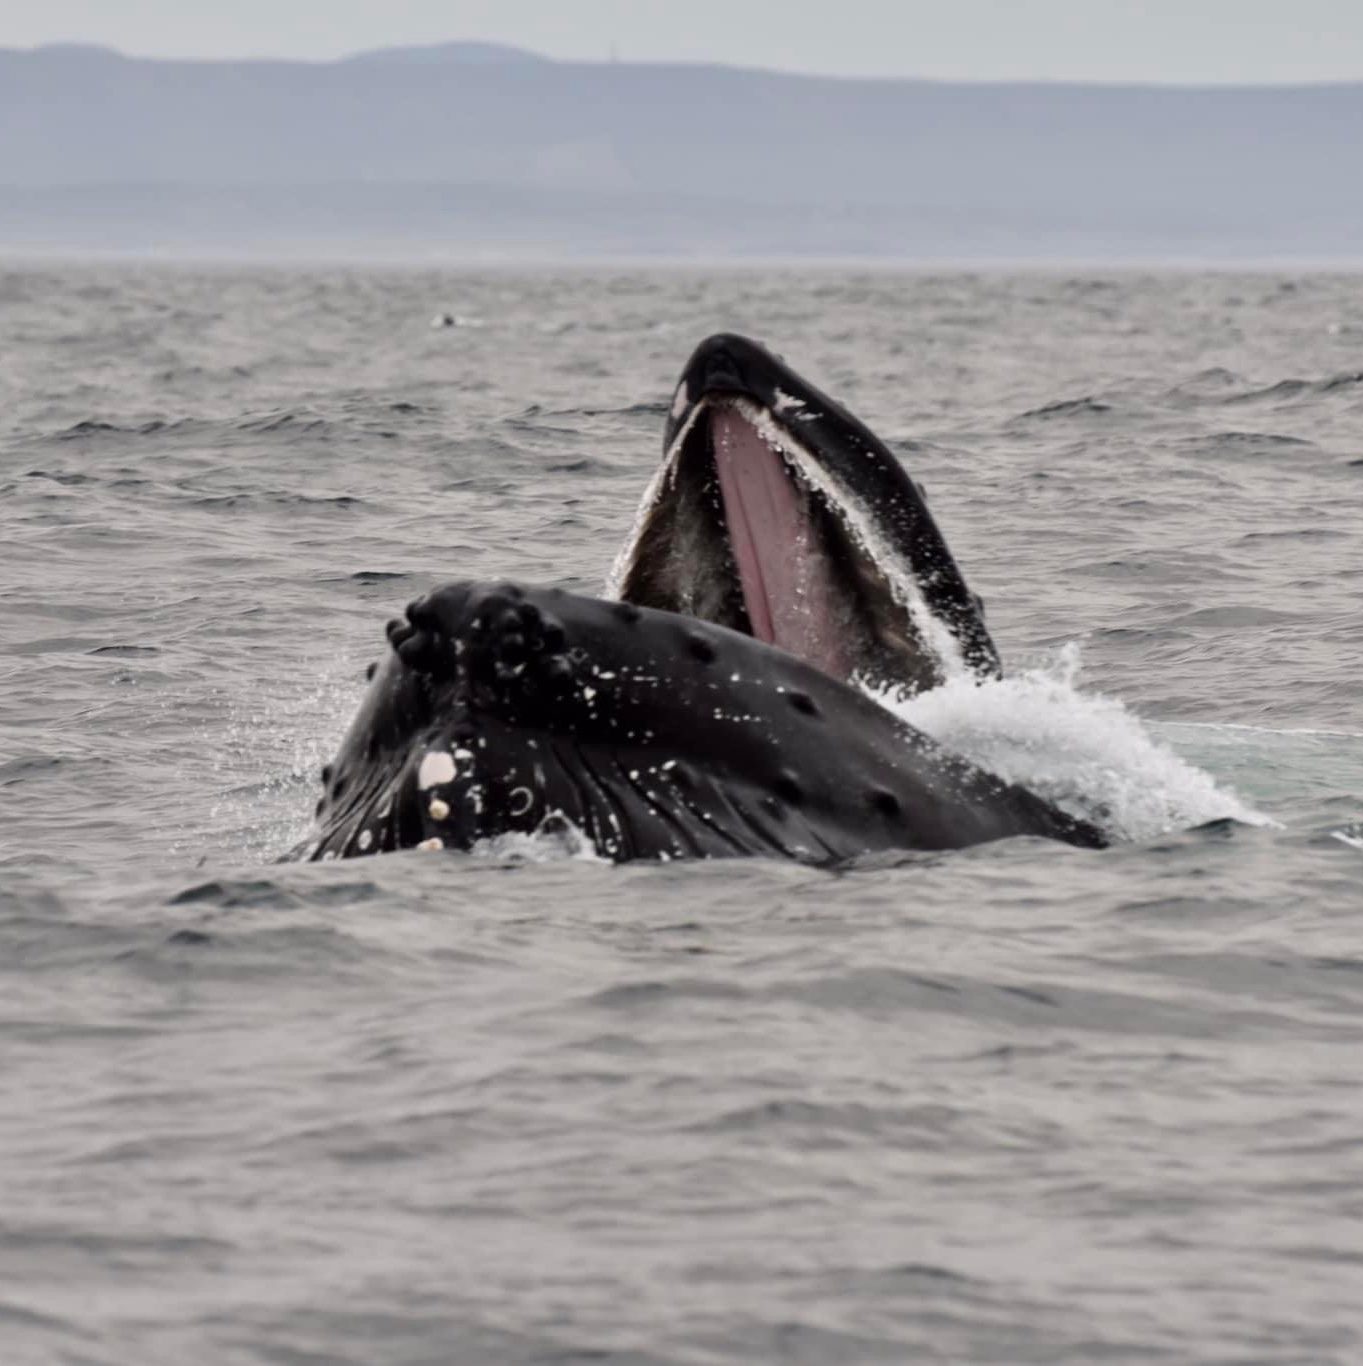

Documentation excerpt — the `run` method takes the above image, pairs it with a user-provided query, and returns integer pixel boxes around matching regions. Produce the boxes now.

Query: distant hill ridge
[9,39,550,64]
[3,41,1362,258]
[11,36,1360,83]
[340,41,547,65]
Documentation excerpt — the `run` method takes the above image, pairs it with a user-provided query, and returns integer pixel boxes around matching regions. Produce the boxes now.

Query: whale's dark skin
[305,581,1105,862]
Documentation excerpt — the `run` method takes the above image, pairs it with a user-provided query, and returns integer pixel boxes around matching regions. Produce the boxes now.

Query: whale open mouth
[705,399,853,679]
[610,393,969,695]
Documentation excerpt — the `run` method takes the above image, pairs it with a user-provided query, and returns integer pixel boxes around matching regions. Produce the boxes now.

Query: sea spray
[877,643,1268,842]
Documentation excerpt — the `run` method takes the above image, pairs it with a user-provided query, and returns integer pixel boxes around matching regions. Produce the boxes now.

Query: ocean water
[2,263,1362,1364]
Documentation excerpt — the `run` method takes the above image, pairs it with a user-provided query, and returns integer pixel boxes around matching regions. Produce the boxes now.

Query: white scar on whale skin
[418,751,457,789]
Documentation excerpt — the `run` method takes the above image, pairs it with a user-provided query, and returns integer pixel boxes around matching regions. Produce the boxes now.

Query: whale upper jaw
[608,333,1001,697]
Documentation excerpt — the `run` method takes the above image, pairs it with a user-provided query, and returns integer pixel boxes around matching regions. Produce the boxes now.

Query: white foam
[471,813,606,864]
[875,643,1269,842]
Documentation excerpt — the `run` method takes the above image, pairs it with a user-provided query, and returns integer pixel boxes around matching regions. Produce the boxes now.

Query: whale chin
[608,334,1001,697]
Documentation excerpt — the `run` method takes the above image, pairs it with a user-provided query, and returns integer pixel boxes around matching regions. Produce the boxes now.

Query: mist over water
[3,264,1362,1363]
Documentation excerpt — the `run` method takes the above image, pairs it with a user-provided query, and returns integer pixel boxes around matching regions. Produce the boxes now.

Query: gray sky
[8,0,1363,84]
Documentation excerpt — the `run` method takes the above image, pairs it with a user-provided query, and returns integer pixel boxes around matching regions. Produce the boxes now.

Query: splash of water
[203,665,363,866]
[471,813,607,864]
[875,643,1268,842]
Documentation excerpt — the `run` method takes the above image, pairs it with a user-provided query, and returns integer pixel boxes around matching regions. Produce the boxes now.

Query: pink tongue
[710,406,850,679]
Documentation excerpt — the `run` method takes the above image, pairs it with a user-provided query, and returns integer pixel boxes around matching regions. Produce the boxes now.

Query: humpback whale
[302,335,1106,863]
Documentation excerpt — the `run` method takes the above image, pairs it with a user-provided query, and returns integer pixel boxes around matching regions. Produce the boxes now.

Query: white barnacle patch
[418,750,457,790]
[357,829,374,851]
[508,786,534,816]
[417,837,444,851]
[454,747,474,765]
[582,685,597,701]
[671,380,691,419]
[428,797,450,821]
[773,387,804,413]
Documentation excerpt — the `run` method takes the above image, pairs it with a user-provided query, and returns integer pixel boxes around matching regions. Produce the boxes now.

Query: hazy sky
[8,0,1363,84]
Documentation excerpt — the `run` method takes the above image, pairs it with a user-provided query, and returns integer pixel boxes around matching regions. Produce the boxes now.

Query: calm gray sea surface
[2,265,1362,1365]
